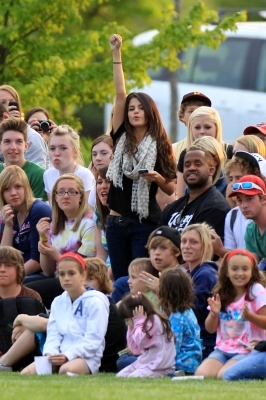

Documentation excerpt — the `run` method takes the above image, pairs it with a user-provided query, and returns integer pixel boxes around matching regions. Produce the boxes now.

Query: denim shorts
[208,348,246,364]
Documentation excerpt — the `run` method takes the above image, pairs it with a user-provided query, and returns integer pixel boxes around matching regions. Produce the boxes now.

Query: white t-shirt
[224,206,251,250]
[43,165,95,204]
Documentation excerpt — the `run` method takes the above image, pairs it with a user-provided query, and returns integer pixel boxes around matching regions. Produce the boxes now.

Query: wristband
[113,61,122,64]
[40,236,48,242]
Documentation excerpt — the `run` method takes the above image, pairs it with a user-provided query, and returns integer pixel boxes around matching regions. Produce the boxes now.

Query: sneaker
[174,370,185,377]
[0,364,12,372]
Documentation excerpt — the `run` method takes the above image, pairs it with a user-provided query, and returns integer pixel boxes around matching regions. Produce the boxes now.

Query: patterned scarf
[107,133,157,220]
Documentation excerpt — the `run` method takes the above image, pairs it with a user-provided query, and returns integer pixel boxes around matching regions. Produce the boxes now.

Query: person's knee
[222,368,237,381]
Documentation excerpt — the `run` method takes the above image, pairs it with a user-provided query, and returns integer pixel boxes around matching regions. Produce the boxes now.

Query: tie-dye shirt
[170,308,202,373]
[48,212,95,258]
[215,283,266,354]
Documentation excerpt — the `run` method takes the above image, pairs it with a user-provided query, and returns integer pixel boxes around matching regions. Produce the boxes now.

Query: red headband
[226,249,255,264]
[58,252,86,270]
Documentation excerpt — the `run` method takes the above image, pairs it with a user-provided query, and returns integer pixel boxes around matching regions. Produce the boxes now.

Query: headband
[226,249,255,264]
[58,252,86,270]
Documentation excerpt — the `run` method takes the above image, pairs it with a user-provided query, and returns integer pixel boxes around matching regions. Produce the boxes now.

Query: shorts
[208,348,246,364]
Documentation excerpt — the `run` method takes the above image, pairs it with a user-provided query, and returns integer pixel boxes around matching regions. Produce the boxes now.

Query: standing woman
[44,125,95,204]
[107,34,176,280]
[0,166,52,279]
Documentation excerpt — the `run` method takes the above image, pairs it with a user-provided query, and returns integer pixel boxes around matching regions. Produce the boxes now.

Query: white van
[105,23,266,144]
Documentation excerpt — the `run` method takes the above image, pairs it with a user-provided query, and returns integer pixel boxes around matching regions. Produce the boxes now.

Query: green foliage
[80,135,93,166]
[0,0,246,131]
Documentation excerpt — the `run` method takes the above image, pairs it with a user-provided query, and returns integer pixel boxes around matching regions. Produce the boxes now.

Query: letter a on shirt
[74,301,83,316]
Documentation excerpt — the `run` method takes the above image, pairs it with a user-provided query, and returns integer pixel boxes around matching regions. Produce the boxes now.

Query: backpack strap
[230,209,238,232]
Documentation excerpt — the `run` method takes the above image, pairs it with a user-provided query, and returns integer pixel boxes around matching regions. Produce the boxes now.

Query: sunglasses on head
[232,182,265,194]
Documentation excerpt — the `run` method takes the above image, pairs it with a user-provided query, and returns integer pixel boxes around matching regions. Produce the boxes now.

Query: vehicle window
[255,41,266,92]
[179,38,251,89]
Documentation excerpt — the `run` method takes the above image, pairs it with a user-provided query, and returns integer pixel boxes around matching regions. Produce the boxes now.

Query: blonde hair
[85,257,113,294]
[51,173,89,235]
[234,135,266,158]
[0,85,23,115]
[128,257,159,277]
[188,136,226,185]
[181,223,213,264]
[0,165,34,210]
[49,125,84,166]
[187,106,223,149]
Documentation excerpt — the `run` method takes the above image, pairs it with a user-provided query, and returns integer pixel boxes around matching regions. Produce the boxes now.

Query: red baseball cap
[229,174,266,197]
[181,92,212,106]
[243,123,266,136]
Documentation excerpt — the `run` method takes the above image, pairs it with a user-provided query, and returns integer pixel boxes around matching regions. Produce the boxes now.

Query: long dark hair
[118,292,173,342]
[123,92,176,181]
[213,250,266,311]
[159,268,195,316]
[95,166,110,231]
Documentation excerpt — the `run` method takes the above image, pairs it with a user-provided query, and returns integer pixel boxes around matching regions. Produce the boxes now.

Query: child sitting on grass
[159,268,202,375]
[117,293,175,378]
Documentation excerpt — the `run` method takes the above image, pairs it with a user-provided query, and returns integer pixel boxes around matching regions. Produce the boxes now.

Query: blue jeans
[117,354,138,371]
[223,350,266,380]
[111,276,130,303]
[106,220,156,280]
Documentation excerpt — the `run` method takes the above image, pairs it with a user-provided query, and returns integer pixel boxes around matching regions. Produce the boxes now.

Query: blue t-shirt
[13,200,52,263]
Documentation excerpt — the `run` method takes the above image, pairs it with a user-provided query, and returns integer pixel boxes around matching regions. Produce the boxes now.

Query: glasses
[55,190,81,196]
[232,182,265,194]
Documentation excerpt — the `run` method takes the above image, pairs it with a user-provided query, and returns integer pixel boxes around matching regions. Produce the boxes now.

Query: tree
[0,0,246,130]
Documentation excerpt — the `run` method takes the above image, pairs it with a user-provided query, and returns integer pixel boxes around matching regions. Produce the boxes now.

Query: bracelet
[39,236,48,242]
[113,61,122,64]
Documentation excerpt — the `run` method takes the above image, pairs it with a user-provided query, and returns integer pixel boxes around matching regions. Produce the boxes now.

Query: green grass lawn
[1,373,266,400]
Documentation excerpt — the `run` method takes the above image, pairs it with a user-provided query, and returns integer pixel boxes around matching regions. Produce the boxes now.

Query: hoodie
[43,290,109,374]
[189,262,219,350]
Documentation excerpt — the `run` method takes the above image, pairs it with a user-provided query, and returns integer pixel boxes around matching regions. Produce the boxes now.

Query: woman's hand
[28,117,42,132]
[207,294,221,317]
[49,119,57,132]
[7,104,21,118]
[109,34,122,52]
[36,217,50,240]
[38,241,60,260]
[48,354,68,366]
[139,271,159,294]
[1,204,14,227]
[140,170,161,183]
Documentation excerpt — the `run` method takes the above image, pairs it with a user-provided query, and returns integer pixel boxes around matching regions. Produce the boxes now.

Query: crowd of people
[0,32,266,380]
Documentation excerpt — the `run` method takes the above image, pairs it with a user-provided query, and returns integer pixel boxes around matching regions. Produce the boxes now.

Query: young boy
[212,152,266,259]
[172,92,212,161]
[0,117,47,200]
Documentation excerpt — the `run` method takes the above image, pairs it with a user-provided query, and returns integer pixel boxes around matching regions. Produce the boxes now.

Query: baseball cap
[234,151,266,176]
[243,123,266,136]
[181,92,212,107]
[229,174,266,197]
[149,226,181,249]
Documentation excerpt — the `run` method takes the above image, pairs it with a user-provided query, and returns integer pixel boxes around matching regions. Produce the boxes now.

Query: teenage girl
[21,252,109,375]
[44,125,95,204]
[107,34,176,280]
[195,249,266,379]
[117,293,175,378]
[84,257,127,372]
[180,223,218,359]
[159,268,202,374]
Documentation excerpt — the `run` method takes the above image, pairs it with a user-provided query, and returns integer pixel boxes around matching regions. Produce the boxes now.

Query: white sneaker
[0,365,12,372]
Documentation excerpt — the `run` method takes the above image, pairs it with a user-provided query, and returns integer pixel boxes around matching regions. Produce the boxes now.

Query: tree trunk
[169,0,181,143]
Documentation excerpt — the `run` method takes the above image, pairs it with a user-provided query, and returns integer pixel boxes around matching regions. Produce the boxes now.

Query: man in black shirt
[159,148,230,240]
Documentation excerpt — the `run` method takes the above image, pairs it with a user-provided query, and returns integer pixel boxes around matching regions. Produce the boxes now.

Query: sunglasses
[232,182,265,194]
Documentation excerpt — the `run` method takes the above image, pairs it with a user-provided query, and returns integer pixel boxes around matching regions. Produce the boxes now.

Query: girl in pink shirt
[195,249,266,379]
[117,293,175,378]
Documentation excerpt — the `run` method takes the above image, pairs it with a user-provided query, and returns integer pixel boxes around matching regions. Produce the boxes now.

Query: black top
[159,186,230,240]
[109,124,164,224]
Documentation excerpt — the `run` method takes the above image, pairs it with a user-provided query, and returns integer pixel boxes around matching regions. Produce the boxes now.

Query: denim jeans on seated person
[117,354,138,371]
[223,350,266,380]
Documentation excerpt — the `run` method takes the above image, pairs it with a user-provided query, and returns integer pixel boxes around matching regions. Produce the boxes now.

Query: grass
[1,374,266,400]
